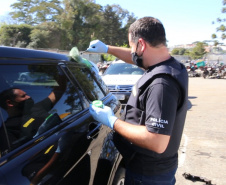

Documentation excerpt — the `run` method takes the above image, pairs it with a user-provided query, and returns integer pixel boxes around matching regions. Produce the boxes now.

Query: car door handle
[87,122,102,139]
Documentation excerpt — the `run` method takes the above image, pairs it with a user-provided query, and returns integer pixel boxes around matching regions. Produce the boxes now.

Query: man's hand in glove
[89,104,117,129]
[87,40,108,53]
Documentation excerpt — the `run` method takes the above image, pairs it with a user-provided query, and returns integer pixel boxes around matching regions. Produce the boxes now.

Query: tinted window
[91,66,109,94]
[68,65,105,101]
[0,64,83,156]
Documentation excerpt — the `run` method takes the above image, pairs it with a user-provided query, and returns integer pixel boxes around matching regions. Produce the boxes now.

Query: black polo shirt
[0,98,52,154]
[128,73,181,175]
[140,74,181,136]
[120,57,187,175]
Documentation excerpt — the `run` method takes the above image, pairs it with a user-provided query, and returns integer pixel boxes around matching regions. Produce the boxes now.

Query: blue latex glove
[87,40,108,53]
[89,104,117,129]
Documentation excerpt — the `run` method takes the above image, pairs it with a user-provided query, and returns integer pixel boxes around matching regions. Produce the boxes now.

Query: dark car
[0,47,125,185]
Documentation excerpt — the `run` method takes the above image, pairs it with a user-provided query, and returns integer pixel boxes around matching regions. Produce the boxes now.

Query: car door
[48,62,122,185]
[0,60,115,185]
[66,62,122,185]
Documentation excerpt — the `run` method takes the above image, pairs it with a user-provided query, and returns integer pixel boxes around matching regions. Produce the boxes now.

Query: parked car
[0,46,125,185]
[101,60,144,107]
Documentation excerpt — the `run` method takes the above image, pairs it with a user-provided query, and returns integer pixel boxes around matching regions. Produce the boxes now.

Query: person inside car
[0,76,66,154]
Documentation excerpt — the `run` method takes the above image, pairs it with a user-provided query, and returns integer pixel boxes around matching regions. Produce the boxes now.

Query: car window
[104,62,144,75]
[90,65,109,94]
[0,64,83,156]
[68,65,105,101]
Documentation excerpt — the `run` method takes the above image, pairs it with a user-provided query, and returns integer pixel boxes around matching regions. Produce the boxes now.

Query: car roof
[0,46,69,61]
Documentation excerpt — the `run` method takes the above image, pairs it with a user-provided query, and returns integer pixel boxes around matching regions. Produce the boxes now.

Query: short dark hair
[0,88,19,110]
[129,16,167,47]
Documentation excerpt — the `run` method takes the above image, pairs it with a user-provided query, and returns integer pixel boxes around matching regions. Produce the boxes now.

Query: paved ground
[175,77,226,185]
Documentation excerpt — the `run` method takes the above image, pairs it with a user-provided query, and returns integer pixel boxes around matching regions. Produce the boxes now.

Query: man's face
[6,89,31,115]
[13,89,30,103]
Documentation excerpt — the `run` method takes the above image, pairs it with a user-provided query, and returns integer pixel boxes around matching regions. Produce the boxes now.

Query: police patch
[148,117,169,129]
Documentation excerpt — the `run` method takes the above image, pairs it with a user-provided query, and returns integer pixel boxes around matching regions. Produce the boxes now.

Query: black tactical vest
[114,57,188,166]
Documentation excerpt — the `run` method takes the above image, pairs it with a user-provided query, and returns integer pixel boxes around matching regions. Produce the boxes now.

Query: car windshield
[104,62,144,75]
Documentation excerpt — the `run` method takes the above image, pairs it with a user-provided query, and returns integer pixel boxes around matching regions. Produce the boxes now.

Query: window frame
[0,60,87,157]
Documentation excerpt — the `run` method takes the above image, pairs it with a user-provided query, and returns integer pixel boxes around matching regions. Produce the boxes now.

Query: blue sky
[0,0,224,46]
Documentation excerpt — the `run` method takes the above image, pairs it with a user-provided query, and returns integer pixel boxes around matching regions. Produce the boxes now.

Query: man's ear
[138,38,146,52]
[6,100,14,107]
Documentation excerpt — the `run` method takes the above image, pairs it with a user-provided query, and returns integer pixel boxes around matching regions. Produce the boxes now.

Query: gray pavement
[175,77,226,185]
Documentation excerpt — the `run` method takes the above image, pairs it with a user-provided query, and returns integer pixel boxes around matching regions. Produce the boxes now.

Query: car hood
[102,74,142,85]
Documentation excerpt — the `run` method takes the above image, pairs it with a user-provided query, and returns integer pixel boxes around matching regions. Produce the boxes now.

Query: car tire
[112,166,126,185]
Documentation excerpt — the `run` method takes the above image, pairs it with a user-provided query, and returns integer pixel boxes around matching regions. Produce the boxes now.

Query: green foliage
[59,0,103,50]
[217,24,226,32]
[171,48,188,55]
[102,54,116,61]
[171,43,206,60]
[189,42,206,59]
[10,0,63,25]
[212,1,226,44]
[90,11,134,50]
[0,24,32,46]
[1,0,136,50]
[27,26,50,48]
[171,48,180,55]
[27,22,63,49]
[95,4,129,46]
[221,33,226,39]
[9,0,33,24]
[102,43,130,61]
[119,43,130,48]
[214,40,219,46]
[212,33,217,39]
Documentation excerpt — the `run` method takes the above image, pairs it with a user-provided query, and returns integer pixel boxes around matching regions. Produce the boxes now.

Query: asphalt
[175,77,226,185]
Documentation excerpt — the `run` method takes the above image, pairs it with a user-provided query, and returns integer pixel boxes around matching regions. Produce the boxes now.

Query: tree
[171,48,188,55]
[59,0,102,50]
[171,48,180,55]
[5,0,137,50]
[0,24,32,47]
[27,22,63,49]
[10,0,63,25]
[95,4,132,46]
[189,42,206,59]
[117,13,137,46]
[9,0,34,24]
[212,0,226,43]
[59,2,134,50]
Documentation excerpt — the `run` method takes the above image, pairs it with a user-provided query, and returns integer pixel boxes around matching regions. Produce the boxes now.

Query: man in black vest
[88,16,188,185]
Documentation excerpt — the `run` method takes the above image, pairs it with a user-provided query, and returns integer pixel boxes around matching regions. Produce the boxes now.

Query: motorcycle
[203,65,225,79]
[202,67,209,79]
